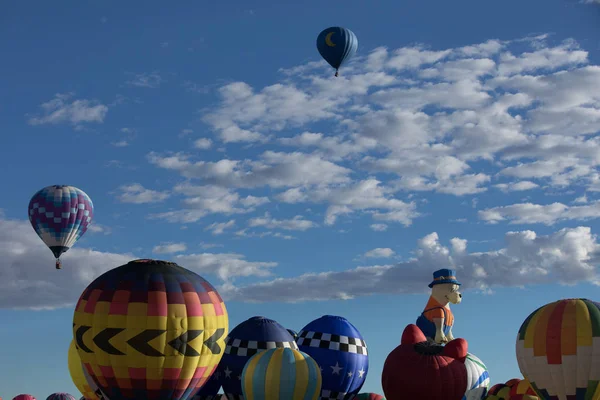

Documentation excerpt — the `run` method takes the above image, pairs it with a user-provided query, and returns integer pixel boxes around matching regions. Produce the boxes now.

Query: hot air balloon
[508,379,537,397]
[72,259,228,400]
[354,394,385,400]
[463,353,490,400]
[516,298,600,400]
[241,347,322,400]
[28,185,94,269]
[220,316,297,399]
[12,396,36,400]
[191,359,223,400]
[287,328,298,340]
[297,315,369,400]
[68,339,99,400]
[46,394,76,400]
[316,27,358,77]
[382,324,468,400]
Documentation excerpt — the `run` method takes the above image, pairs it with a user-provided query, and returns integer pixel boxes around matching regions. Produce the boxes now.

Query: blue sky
[2,0,600,398]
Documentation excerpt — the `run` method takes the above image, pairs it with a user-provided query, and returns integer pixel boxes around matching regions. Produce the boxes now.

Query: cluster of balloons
[484,378,537,400]
[58,258,382,400]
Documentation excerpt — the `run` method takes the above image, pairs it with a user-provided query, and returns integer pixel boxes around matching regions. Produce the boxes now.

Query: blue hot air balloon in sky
[297,315,369,400]
[220,316,298,400]
[316,27,358,77]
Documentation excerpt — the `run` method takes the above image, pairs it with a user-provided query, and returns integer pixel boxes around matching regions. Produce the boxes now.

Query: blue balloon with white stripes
[241,347,322,400]
[219,316,298,400]
[297,315,369,400]
[462,353,490,400]
[316,27,358,77]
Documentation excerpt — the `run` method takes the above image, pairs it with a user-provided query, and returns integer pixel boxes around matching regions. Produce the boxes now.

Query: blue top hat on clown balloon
[428,268,461,288]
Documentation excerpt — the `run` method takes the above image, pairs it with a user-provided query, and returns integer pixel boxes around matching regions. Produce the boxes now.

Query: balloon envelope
[297,315,368,399]
[316,27,358,76]
[12,396,36,400]
[28,185,94,266]
[241,347,322,400]
[46,394,76,400]
[516,298,600,400]
[68,339,99,400]
[463,352,490,400]
[73,259,228,400]
[190,359,222,400]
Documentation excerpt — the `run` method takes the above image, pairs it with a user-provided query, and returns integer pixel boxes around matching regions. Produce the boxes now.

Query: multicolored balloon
[353,393,385,400]
[316,27,358,77]
[73,259,228,400]
[241,347,322,400]
[220,316,297,399]
[46,394,76,400]
[516,298,600,400]
[12,396,36,400]
[28,185,94,269]
[463,353,490,400]
[67,339,99,400]
[297,315,369,400]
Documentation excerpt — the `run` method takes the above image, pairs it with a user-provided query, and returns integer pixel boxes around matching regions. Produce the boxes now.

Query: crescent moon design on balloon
[325,32,336,47]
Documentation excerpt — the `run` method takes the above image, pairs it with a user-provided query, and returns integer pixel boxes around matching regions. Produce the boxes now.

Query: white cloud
[27,93,108,128]
[87,224,112,235]
[111,140,129,147]
[364,248,395,258]
[148,151,352,189]
[247,212,317,231]
[370,223,388,231]
[494,181,539,192]
[222,227,600,302]
[131,36,600,230]
[205,220,236,235]
[478,201,600,225]
[0,217,278,309]
[277,178,419,226]
[116,183,170,204]
[150,184,269,223]
[152,242,187,254]
[126,72,163,88]
[194,138,213,149]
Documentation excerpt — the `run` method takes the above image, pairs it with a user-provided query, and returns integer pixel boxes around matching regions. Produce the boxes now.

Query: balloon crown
[128,259,177,266]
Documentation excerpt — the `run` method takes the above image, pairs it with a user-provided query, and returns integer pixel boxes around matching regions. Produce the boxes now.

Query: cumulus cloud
[478,201,600,225]
[223,227,600,302]
[247,213,317,231]
[363,248,395,258]
[124,35,600,230]
[27,93,108,128]
[152,242,187,254]
[149,184,269,223]
[205,220,236,235]
[116,183,171,204]
[0,217,278,309]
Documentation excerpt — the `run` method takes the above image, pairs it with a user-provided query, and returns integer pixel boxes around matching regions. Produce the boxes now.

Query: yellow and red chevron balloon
[72,259,229,400]
[516,298,600,400]
[67,339,100,400]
